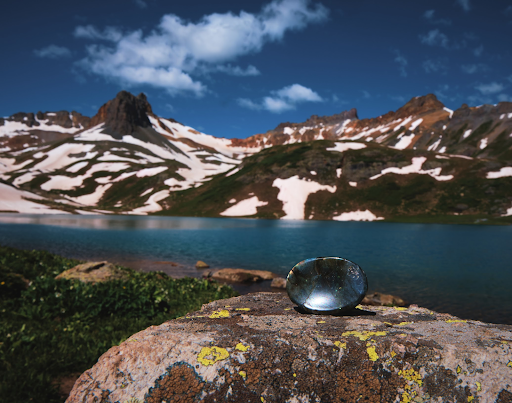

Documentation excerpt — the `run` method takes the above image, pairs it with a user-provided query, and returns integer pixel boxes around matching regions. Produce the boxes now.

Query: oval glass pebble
[286,257,368,313]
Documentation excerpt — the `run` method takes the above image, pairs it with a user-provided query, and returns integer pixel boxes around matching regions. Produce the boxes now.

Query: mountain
[1,91,511,223]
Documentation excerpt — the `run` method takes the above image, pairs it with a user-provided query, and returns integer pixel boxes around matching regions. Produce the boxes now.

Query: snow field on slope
[370,157,453,181]
[0,183,68,214]
[128,190,170,214]
[272,176,336,220]
[220,196,268,216]
[0,120,81,137]
[332,210,383,221]
[33,143,97,172]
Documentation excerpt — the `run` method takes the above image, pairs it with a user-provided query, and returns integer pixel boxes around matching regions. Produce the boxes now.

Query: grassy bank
[0,245,238,403]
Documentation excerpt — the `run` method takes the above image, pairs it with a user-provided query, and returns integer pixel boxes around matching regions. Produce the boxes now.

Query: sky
[1,0,511,139]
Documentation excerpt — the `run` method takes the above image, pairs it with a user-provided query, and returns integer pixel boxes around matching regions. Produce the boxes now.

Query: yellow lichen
[317,321,326,324]
[293,373,297,377]
[284,308,292,311]
[401,390,416,403]
[446,319,467,323]
[197,346,229,366]
[209,310,230,318]
[398,369,423,387]
[367,346,378,361]
[235,308,250,311]
[341,330,387,341]
[239,371,247,380]
[476,382,481,392]
[397,322,412,326]
[468,396,474,402]
[457,365,462,374]
[394,307,407,311]
[334,341,346,349]
[235,343,249,352]
[261,397,265,402]
[224,305,231,307]
[391,351,397,357]
[507,361,512,368]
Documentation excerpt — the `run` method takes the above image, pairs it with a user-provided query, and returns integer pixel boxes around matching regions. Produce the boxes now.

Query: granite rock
[67,292,512,403]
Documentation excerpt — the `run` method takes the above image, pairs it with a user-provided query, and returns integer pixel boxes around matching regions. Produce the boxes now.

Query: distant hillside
[1,91,511,224]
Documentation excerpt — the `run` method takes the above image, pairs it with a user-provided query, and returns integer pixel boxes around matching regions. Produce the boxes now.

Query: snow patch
[486,167,512,179]
[370,157,453,181]
[409,118,423,131]
[129,190,170,214]
[272,176,336,220]
[220,196,268,217]
[463,129,472,139]
[336,168,342,178]
[479,138,488,149]
[349,182,357,187]
[326,142,366,153]
[393,133,416,150]
[332,210,383,221]
[283,127,295,135]
[443,107,453,119]
[136,166,168,178]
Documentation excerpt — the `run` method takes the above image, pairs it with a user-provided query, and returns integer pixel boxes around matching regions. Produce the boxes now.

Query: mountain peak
[88,91,154,139]
[394,94,445,118]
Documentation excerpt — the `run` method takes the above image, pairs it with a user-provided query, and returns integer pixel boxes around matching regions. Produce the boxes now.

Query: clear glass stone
[286,257,368,313]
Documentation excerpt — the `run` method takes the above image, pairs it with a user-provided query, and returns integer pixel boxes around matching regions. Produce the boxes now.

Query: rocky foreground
[67,292,512,403]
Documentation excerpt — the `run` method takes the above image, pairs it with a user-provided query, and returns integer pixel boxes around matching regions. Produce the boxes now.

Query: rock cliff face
[67,292,512,403]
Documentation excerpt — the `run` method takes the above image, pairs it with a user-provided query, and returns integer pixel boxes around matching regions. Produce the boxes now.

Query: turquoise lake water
[0,214,511,325]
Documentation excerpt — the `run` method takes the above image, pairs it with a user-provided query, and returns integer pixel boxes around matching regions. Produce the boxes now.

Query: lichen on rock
[66,292,512,403]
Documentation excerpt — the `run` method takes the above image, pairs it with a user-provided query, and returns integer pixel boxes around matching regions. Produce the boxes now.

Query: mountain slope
[1,91,511,222]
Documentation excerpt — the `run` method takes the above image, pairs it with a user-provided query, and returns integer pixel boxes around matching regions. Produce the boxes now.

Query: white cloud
[419,29,449,48]
[74,25,123,41]
[74,0,328,95]
[362,90,371,99]
[423,10,451,25]
[238,83,323,113]
[475,82,505,95]
[393,50,408,77]
[34,45,72,59]
[456,0,471,12]
[473,45,483,57]
[237,98,262,110]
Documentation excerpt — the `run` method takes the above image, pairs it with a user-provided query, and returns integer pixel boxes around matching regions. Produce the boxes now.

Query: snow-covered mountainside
[1,91,511,223]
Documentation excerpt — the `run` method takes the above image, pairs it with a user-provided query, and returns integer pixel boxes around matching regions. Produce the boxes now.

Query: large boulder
[55,261,129,283]
[67,292,512,403]
[209,268,278,283]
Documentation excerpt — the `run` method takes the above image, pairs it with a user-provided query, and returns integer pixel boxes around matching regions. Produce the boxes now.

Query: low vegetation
[0,245,237,403]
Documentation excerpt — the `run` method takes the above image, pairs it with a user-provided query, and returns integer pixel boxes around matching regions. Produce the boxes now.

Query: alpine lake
[0,214,511,325]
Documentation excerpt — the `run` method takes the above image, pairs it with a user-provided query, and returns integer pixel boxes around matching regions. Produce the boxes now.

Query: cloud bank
[74,0,329,95]
[238,83,323,113]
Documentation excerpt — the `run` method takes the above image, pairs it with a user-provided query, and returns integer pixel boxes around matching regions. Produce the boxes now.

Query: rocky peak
[394,94,445,119]
[88,91,154,139]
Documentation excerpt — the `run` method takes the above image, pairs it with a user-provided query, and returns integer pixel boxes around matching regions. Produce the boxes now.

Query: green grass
[0,245,237,403]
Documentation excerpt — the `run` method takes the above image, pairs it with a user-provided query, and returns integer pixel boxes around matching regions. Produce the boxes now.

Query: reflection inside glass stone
[286,257,368,313]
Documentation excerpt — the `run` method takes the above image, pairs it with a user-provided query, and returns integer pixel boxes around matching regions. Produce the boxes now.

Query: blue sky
[1,0,511,138]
